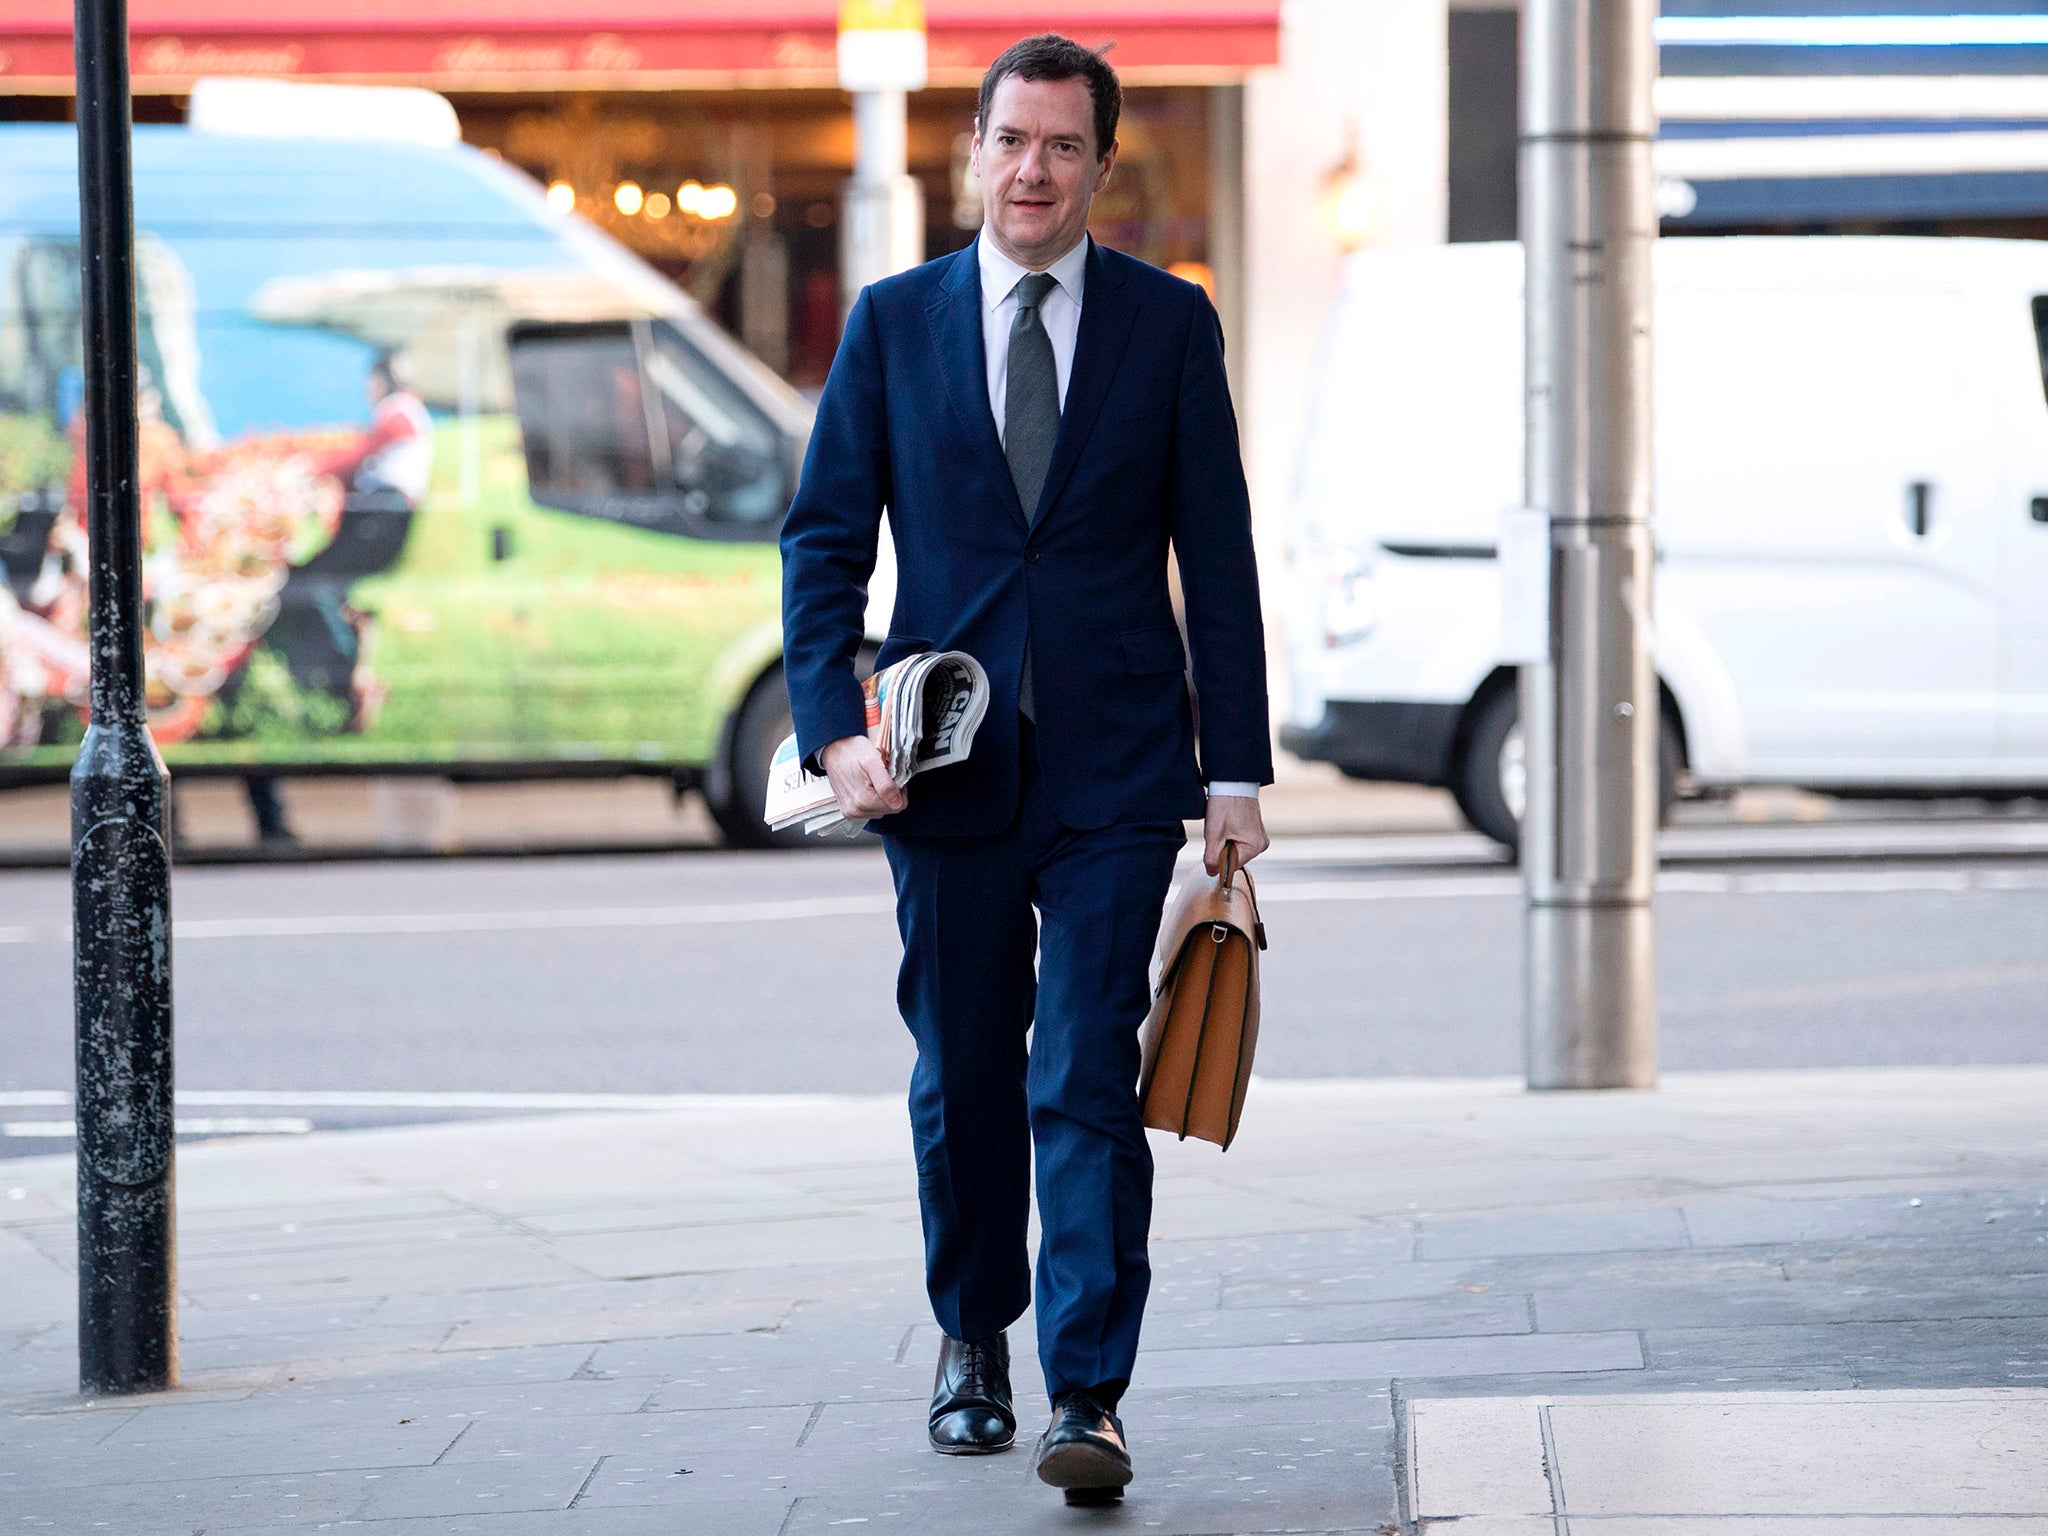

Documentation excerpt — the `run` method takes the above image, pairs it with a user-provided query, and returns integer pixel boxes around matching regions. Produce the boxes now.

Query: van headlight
[1322,554,1377,648]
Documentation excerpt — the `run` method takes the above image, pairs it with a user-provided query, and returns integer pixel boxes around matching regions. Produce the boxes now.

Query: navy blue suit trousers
[886,724,1183,1403]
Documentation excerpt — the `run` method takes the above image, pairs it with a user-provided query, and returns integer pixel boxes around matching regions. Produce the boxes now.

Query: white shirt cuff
[1205,782,1260,799]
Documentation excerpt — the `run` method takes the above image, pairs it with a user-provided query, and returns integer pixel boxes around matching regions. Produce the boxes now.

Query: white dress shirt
[975,234,1257,802]
[979,232,1087,439]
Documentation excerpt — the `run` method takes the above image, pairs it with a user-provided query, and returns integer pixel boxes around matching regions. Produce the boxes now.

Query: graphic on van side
[0,239,398,756]
[0,128,804,786]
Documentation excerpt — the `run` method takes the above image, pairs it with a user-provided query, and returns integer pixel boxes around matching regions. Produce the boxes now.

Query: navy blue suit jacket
[779,239,1272,838]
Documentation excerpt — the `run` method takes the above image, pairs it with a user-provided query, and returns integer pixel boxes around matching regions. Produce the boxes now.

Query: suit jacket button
[1025,549,1041,563]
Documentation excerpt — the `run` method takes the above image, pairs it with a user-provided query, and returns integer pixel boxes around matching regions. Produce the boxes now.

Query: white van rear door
[1656,282,2000,776]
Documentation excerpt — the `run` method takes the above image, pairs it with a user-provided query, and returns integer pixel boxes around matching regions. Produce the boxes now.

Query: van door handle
[2031,497,2048,525]
[1906,481,1932,537]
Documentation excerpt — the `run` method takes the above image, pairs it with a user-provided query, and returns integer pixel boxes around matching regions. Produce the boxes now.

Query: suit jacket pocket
[1122,625,1187,675]
[875,634,934,671]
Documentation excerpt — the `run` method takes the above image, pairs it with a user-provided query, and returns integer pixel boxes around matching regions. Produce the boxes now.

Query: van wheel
[709,668,810,850]
[1451,686,1683,853]
[1452,688,1525,850]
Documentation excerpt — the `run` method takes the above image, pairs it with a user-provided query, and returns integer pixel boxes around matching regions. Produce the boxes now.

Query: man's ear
[969,119,983,177]
[1094,138,1119,191]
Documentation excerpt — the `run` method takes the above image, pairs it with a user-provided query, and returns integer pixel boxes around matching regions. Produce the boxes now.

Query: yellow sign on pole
[839,0,928,91]
[840,0,926,31]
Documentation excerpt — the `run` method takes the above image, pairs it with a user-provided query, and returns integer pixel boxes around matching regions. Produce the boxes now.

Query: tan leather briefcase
[1138,841,1267,1149]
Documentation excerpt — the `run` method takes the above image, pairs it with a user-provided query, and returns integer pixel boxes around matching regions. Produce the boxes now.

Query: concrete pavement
[2,1066,2045,1531]
[1408,1388,2048,1527]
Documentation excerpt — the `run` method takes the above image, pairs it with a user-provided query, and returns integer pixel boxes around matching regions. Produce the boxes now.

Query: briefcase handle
[1216,840,1267,951]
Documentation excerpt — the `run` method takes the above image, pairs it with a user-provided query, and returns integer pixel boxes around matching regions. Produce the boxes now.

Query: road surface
[3,822,2044,1158]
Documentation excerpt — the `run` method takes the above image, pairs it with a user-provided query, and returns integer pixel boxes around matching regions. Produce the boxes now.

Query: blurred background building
[7,0,2047,547]
[1453,0,2048,242]
[0,2,1292,389]
[0,0,1442,555]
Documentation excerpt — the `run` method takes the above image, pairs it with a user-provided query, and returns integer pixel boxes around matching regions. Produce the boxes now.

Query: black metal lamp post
[71,0,178,1396]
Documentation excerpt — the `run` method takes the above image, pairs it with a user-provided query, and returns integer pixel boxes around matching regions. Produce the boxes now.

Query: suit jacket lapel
[925,248,1027,529]
[1034,240,1137,526]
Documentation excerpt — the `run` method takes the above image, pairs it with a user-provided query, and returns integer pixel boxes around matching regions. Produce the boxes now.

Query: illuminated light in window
[613,181,645,216]
[1329,178,1378,249]
[644,191,672,219]
[752,191,777,218]
[1321,135,1380,252]
[545,180,576,214]
[1323,150,1379,252]
[699,184,739,220]
[676,180,706,215]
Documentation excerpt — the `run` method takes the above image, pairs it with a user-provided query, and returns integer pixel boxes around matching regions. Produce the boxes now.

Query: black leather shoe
[1032,1391,1133,1502]
[928,1332,1015,1454]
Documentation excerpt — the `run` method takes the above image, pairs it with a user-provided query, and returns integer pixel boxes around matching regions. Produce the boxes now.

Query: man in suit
[779,33,1271,1504]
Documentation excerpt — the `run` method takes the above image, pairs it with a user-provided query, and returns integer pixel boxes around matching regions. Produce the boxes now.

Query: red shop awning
[0,1,1281,94]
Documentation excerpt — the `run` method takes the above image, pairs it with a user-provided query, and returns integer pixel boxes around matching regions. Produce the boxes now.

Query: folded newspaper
[764,650,991,836]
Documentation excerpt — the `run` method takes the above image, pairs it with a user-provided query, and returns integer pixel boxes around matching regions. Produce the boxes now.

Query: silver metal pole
[1519,0,1659,1088]
[841,88,923,314]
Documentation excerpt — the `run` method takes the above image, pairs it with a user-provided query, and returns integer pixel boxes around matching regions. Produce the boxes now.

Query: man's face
[971,74,1115,270]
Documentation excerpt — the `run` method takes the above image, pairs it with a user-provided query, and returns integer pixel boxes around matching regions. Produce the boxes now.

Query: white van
[1282,237,2048,846]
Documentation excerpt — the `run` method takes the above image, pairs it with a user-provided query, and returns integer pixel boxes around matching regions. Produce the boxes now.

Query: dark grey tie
[1005,272,1059,524]
[1005,271,1059,720]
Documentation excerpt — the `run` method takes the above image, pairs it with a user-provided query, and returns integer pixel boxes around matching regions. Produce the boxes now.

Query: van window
[509,325,662,506]
[508,318,785,538]
[646,322,785,526]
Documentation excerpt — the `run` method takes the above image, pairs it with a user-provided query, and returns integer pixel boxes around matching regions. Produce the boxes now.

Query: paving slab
[1529,1267,2048,1334]
[1140,1328,1645,1390]
[0,1067,2043,1532]
[1416,1206,1692,1260]
[1639,1315,2048,1387]
[1681,1187,2048,1248]
[551,1210,916,1278]
[1144,1289,1533,1348]
[1406,1388,2048,1524]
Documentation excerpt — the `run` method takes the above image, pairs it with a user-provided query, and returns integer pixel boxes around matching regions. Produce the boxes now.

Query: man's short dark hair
[977,33,1121,160]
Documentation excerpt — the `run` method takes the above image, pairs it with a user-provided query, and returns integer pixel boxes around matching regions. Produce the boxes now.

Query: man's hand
[1203,793,1269,876]
[821,735,907,821]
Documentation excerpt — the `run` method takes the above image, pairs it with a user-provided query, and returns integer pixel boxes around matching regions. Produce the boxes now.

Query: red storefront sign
[0,1,1280,92]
